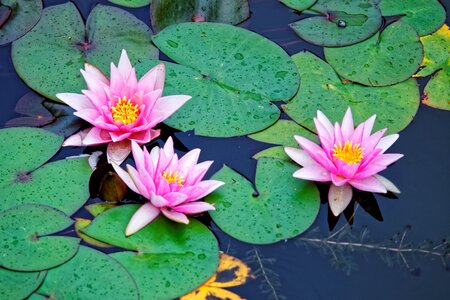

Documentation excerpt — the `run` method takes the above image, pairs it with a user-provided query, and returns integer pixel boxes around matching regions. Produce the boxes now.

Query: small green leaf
[280,0,317,11]
[207,158,320,244]
[379,0,445,36]
[290,0,382,46]
[85,203,118,216]
[252,146,291,161]
[108,0,150,8]
[83,205,219,300]
[74,218,111,248]
[0,204,80,271]
[151,0,249,33]
[37,246,139,299]
[282,51,420,134]
[423,67,450,111]
[415,25,450,77]
[324,21,423,86]
[12,3,158,101]
[0,268,46,299]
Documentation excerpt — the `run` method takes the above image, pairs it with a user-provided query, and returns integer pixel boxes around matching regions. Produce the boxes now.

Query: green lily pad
[252,146,291,161]
[151,0,249,33]
[85,203,118,216]
[108,0,150,8]
[0,127,92,214]
[206,158,320,244]
[151,22,299,137]
[0,0,42,45]
[324,21,423,86]
[416,24,450,77]
[282,51,420,134]
[74,218,111,248]
[423,67,450,111]
[0,204,80,271]
[290,0,382,47]
[12,3,158,102]
[37,246,139,299]
[0,268,46,299]
[379,0,445,36]
[249,119,318,146]
[83,205,219,300]
[280,0,317,11]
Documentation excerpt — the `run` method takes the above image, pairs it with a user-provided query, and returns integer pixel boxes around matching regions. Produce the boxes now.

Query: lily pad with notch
[149,22,299,137]
[0,0,42,45]
[324,21,423,86]
[206,157,320,244]
[12,2,158,102]
[0,268,46,299]
[280,0,317,11]
[108,0,150,8]
[379,0,445,36]
[289,0,382,47]
[249,119,318,146]
[151,0,249,33]
[83,205,219,300]
[36,246,139,299]
[423,67,450,111]
[0,204,80,271]
[282,51,420,134]
[0,127,92,214]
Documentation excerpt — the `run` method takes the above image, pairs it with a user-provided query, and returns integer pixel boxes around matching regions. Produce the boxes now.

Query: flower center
[162,170,185,187]
[332,141,364,165]
[111,97,140,125]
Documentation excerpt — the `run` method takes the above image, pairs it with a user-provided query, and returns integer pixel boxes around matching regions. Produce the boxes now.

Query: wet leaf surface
[0,127,92,214]
[0,268,46,299]
[108,0,150,8]
[325,21,423,86]
[150,22,299,137]
[12,3,158,101]
[37,246,139,299]
[423,67,450,111]
[280,0,317,11]
[290,0,382,46]
[151,0,249,33]
[207,158,320,244]
[0,204,80,271]
[415,24,450,77]
[83,205,219,300]
[283,51,420,134]
[74,218,111,248]
[252,146,291,161]
[0,0,42,45]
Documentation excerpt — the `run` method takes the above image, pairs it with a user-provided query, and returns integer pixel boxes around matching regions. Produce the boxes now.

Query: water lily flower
[56,49,191,164]
[112,137,224,236]
[285,108,403,216]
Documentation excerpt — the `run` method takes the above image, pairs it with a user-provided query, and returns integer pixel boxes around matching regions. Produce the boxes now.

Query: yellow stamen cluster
[111,97,140,125]
[162,170,185,187]
[332,141,364,165]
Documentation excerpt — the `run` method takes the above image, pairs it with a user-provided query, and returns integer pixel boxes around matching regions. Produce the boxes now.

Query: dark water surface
[1,0,450,299]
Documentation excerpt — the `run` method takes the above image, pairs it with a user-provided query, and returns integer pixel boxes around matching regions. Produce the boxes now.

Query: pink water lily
[285,108,403,216]
[112,138,224,236]
[56,49,191,164]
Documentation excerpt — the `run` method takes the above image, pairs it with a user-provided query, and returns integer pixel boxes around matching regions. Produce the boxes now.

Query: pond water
[1,0,449,299]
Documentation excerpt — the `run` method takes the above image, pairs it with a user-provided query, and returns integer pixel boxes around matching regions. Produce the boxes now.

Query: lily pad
[0,204,80,271]
[415,24,450,77]
[0,268,46,299]
[85,203,118,216]
[282,51,420,134]
[289,0,382,47]
[37,246,139,299]
[151,0,250,33]
[108,0,150,8]
[280,0,317,11]
[0,0,42,45]
[12,3,158,102]
[206,158,320,244]
[83,205,219,300]
[150,22,299,137]
[74,218,111,248]
[249,119,318,146]
[423,68,450,111]
[324,21,423,86]
[379,0,445,36]
[0,127,92,214]
[252,146,291,161]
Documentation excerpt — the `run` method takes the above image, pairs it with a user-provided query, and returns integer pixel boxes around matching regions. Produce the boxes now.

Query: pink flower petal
[164,192,188,206]
[341,107,354,140]
[314,118,334,151]
[373,174,401,194]
[293,165,331,182]
[376,134,399,154]
[117,49,133,78]
[294,135,336,172]
[111,162,140,195]
[284,147,315,166]
[186,180,225,202]
[150,192,169,208]
[183,160,213,186]
[129,129,160,145]
[63,128,90,147]
[173,202,215,214]
[82,127,112,145]
[370,153,404,167]
[56,93,94,111]
[349,176,387,193]
[362,114,376,138]
[126,165,152,199]
[138,63,165,92]
[109,131,132,143]
[361,128,387,153]
[331,173,349,186]
[328,183,353,216]
[84,62,109,84]
[161,208,189,224]
[80,69,108,97]
[178,148,201,171]
[152,95,191,121]
[73,108,100,124]
[316,110,334,138]
[107,140,131,165]
[125,203,160,236]
[163,136,175,158]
